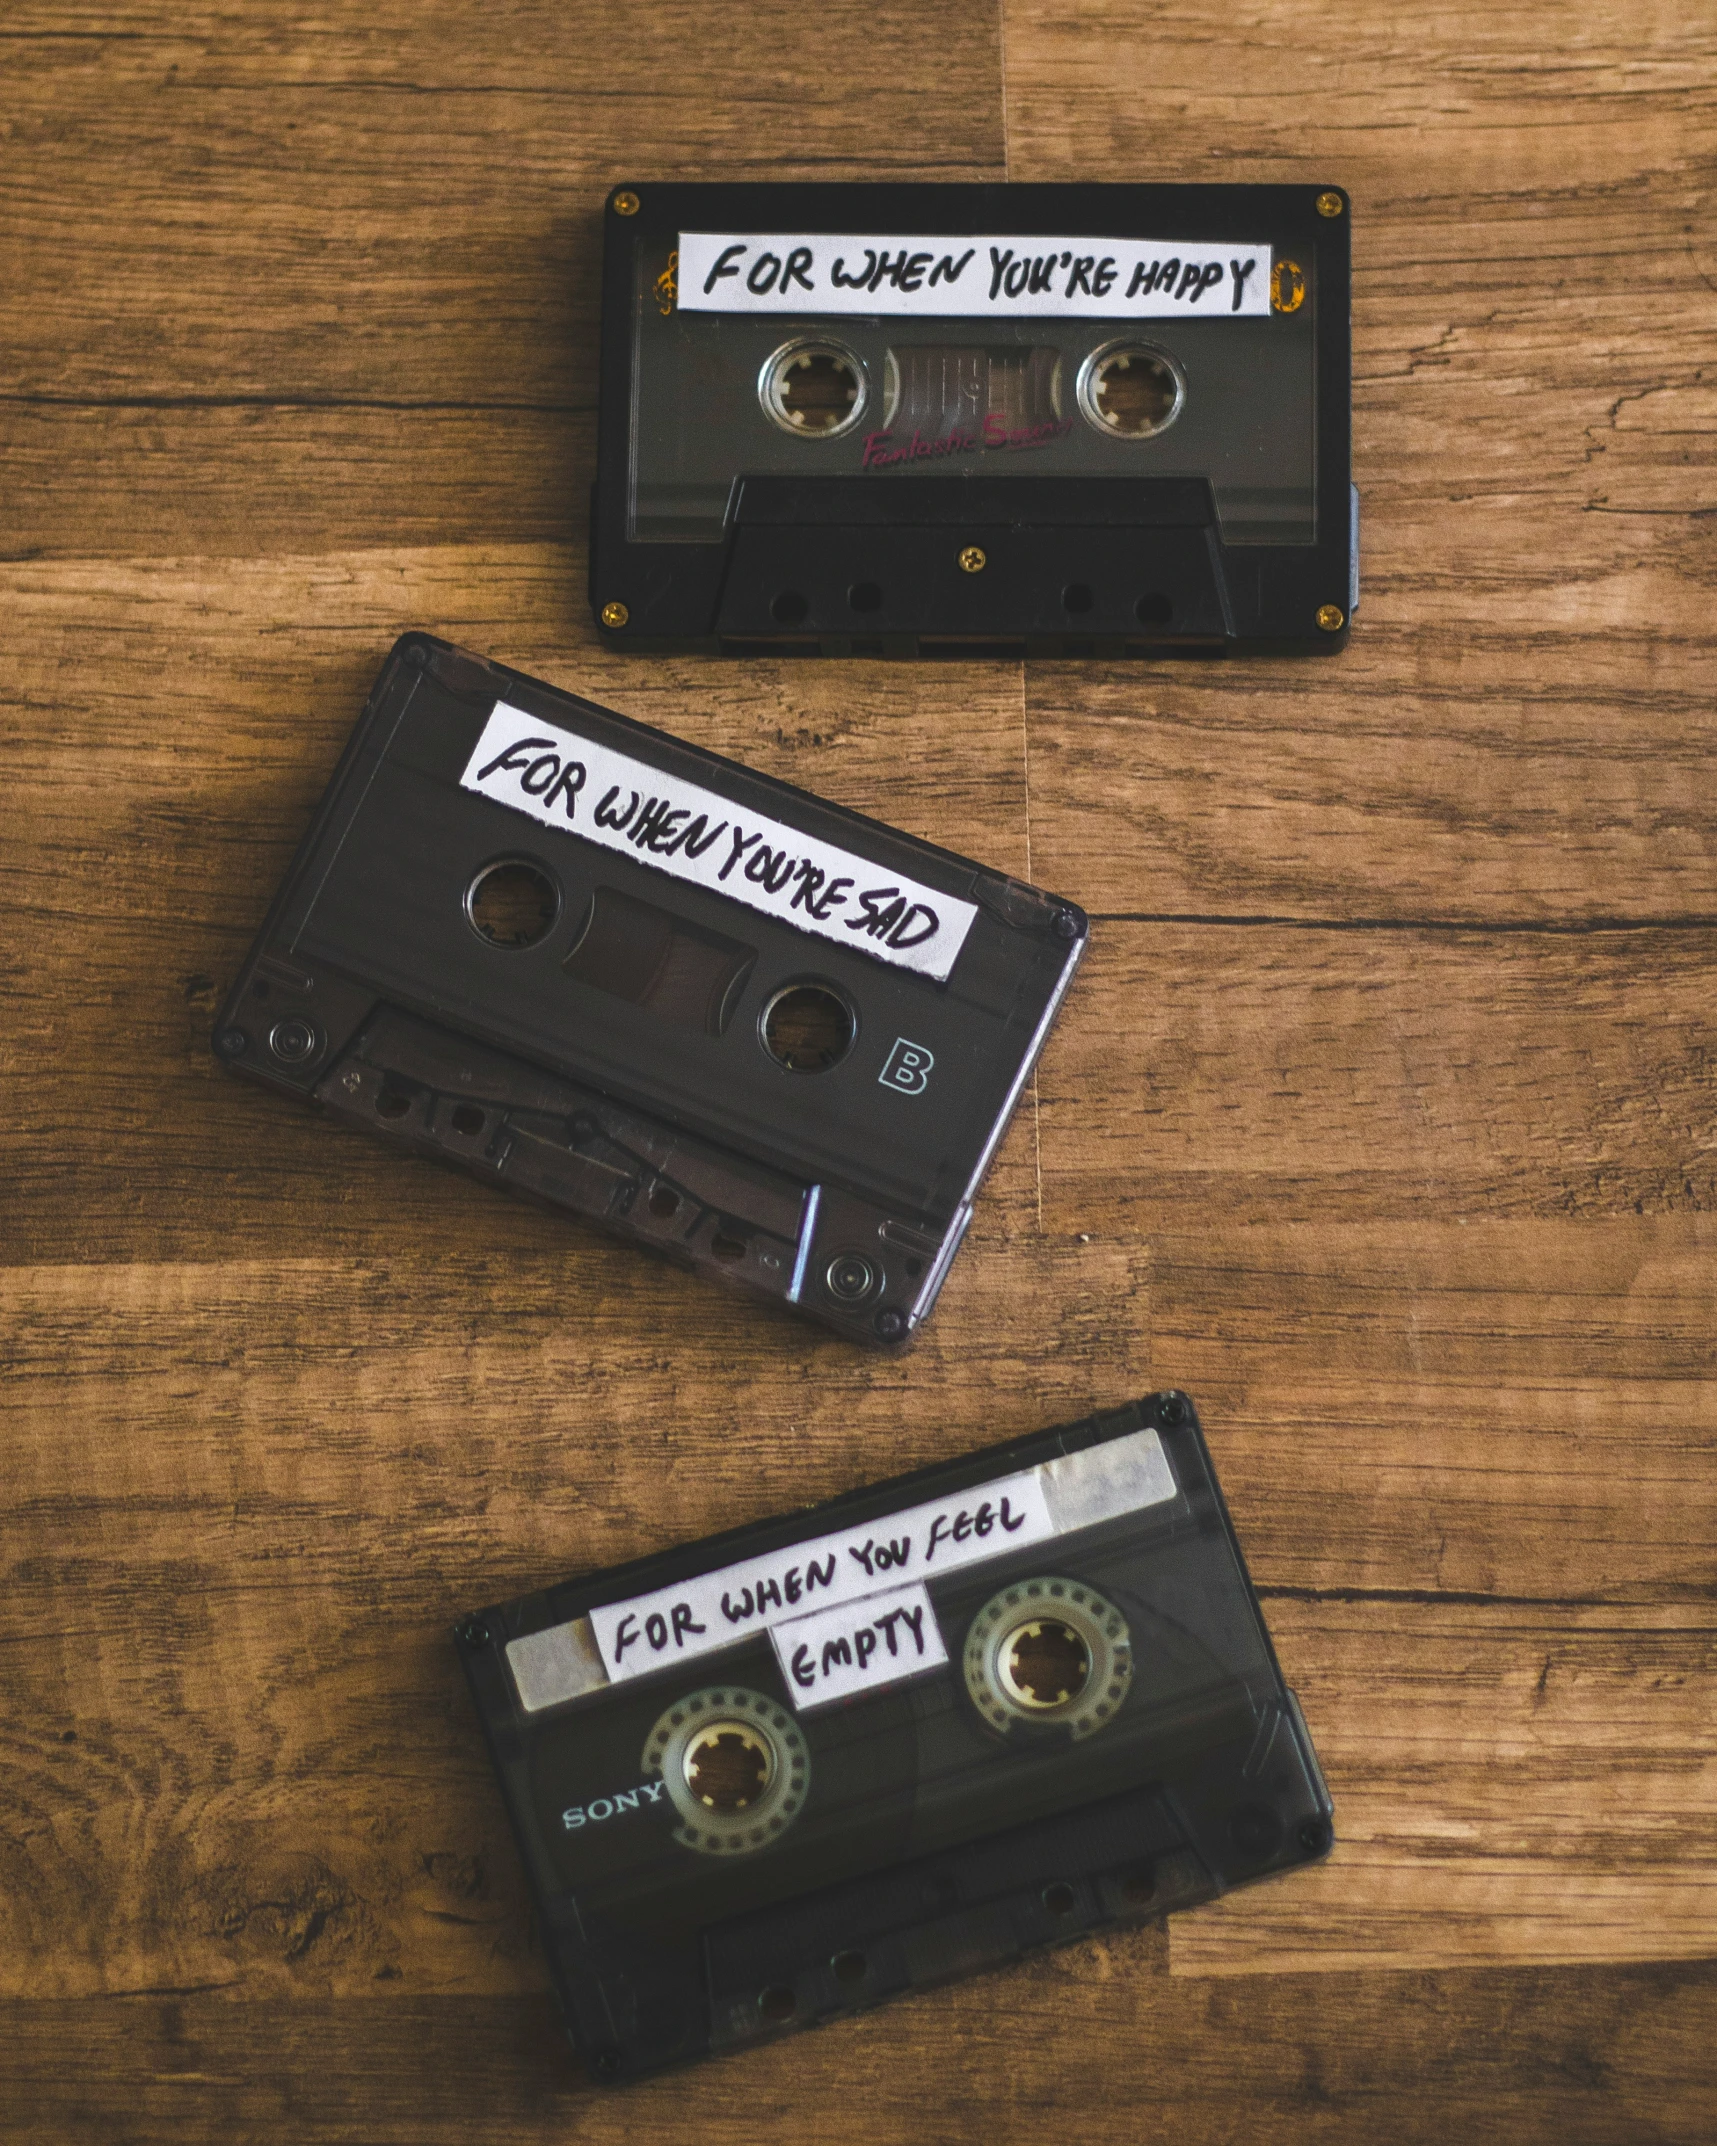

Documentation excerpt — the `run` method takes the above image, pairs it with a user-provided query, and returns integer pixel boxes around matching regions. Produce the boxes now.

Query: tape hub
[1077,342,1184,439]
[760,339,867,439]
[644,1688,809,1854]
[965,1579,1132,1740]
[762,983,855,1072]
[999,1617,1091,1711]
[683,1722,774,1812]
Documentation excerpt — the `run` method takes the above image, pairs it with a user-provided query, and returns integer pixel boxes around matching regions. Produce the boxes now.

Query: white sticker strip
[769,1581,948,1709]
[507,1428,1179,1713]
[677,233,1272,319]
[459,705,977,983]
[589,1466,1054,1685]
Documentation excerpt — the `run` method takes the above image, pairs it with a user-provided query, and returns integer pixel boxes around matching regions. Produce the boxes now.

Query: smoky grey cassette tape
[592,180,1355,657]
[457,1392,1333,2082]
[212,634,1085,1345]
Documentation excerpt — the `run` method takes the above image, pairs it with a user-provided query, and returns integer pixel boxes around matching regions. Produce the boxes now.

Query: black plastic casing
[211,635,1085,1347]
[592,181,1354,658]
[457,1392,1334,2083]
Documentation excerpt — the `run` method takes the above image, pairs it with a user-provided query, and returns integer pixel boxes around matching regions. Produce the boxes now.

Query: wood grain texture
[4,0,1714,2134]
[5,1970,1717,2145]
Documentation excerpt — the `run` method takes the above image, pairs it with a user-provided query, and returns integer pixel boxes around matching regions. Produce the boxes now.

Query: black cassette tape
[592,182,1355,658]
[212,635,1085,1345]
[458,1392,1332,2081]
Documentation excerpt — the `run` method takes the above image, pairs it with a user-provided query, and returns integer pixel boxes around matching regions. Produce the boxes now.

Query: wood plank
[0,404,580,559]
[4,1217,1711,1991]
[1023,632,1717,925]
[1151,1219,1717,1603]
[1036,924,1717,1226]
[1005,0,1716,920]
[1176,1599,1717,1974]
[0,3,1005,401]
[5,1967,1717,2144]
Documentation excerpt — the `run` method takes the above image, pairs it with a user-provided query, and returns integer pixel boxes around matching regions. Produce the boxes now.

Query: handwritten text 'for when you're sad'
[459,705,978,982]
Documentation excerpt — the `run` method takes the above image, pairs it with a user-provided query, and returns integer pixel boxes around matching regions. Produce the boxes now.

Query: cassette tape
[458,1391,1332,2081]
[212,634,1085,1346]
[592,181,1355,659]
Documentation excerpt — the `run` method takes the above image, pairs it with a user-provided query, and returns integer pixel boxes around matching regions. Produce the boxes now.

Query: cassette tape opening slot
[563,887,755,1036]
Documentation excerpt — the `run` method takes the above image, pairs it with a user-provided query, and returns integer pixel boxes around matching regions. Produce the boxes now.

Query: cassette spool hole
[762,984,854,1073]
[1078,343,1184,439]
[965,1580,1132,1740]
[466,860,559,949]
[760,340,866,438]
[1001,1618,1091,1710]
[831,1950,867,1987]
[644,1687,809,1854]
[758,1985,797,2023]
[684,1722,774,1813]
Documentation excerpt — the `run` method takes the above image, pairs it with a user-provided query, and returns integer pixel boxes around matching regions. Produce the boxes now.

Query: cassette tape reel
[460,1393,1334,2081]
[592,182,1356,657]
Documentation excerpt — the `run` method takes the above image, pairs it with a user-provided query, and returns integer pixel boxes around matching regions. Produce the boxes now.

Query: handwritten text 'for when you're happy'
[677,231,1273,319]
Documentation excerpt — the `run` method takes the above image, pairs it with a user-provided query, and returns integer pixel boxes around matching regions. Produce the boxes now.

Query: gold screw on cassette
[958,546,987,574]
[1315,191,1344,217]
[612,190,640,216]
[600,601,630,629]
[1316,604,1346,632]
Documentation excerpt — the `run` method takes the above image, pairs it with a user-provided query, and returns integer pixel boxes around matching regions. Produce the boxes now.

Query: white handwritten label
[458,705,977,982]
[770,1581,947,1708]
[588,1466,1054,1685]
[678,233,1272,318]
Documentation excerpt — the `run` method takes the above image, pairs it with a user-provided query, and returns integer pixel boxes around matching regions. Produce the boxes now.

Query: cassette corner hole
[963,1579,1132,1741]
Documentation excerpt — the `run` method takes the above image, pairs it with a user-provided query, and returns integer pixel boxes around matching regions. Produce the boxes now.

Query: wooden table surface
[5,2,1715,2138]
